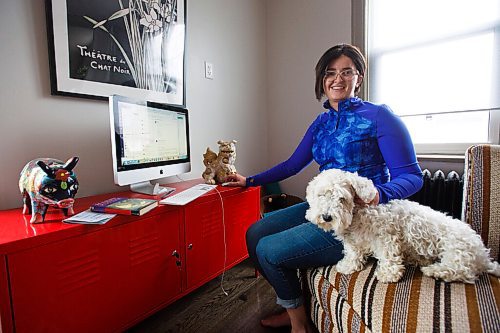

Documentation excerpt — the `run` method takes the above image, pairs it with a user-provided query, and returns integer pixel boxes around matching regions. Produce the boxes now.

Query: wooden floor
[126,259,293,333]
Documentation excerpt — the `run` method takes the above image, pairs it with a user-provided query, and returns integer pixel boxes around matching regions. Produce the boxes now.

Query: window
[356,0,500,154]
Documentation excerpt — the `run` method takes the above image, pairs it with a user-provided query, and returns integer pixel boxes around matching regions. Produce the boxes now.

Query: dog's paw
[421,265,476,283]
[375,265,405,283]
[335,259,363,275]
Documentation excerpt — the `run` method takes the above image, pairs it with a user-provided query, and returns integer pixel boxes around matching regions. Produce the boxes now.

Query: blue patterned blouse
[246,97,423,204]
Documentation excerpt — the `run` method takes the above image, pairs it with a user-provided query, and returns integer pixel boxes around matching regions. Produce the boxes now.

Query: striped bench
[306,144,500,333]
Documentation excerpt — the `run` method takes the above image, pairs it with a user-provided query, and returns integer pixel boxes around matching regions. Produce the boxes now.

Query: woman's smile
[323,55,362,110]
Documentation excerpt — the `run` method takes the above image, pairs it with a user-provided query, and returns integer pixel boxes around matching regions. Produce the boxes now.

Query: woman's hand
[223,173,247,187]
[354,191,380,206]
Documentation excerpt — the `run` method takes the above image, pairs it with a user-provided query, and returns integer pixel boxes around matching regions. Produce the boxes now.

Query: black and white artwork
[46,0,186,106]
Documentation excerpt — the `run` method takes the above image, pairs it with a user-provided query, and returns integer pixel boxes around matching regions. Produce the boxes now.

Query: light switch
[205,61,214,80]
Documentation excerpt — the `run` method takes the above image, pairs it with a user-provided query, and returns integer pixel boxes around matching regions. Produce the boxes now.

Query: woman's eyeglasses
[324,69,359,82]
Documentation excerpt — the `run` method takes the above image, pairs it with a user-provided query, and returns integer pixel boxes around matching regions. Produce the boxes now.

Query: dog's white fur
[305,169,500,283]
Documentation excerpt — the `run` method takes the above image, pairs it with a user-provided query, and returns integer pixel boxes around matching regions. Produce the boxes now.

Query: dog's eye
[339,198,346,203]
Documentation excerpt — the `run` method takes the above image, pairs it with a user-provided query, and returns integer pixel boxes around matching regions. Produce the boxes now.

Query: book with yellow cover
[91,197,158,216]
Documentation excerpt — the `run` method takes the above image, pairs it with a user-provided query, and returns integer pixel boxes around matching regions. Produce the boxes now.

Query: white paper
[63,210,116,225]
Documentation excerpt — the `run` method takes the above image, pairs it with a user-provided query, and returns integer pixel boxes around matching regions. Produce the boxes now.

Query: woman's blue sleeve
[245,122,316,187]
[375,106,423,203]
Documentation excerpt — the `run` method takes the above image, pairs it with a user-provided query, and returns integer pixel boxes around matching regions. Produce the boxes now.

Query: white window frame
[352,0,500,155]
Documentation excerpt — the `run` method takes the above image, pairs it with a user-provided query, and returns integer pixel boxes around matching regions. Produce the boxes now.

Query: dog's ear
[306,173,334,203]
[350,173,377,203]
[305,174,320,204]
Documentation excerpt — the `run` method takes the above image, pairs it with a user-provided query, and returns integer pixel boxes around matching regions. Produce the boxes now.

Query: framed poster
[45,0,186,106]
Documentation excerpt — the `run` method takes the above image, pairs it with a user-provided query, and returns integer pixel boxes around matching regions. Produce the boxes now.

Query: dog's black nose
[322,214,332,222]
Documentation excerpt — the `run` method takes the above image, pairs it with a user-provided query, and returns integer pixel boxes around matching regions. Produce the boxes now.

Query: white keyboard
[159,184,218,206]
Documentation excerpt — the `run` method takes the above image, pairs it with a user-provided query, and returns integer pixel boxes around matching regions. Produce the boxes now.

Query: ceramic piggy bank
[19,157,79,223]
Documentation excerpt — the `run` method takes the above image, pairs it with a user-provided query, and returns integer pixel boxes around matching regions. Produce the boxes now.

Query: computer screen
[109,95,191,195]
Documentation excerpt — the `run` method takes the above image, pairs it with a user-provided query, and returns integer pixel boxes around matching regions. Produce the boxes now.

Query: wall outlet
[204,61,214,80]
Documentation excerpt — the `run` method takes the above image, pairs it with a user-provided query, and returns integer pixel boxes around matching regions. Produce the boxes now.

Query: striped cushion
[462,144,500,261]
[307,260,500,333]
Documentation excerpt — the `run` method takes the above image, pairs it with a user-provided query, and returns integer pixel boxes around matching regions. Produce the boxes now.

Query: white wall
[0,1,455,212]
[0,0,267,210]
[0,0,359,211]
[265,0,351,198]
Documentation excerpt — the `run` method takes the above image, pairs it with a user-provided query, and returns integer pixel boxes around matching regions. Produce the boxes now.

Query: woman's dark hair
[314,44,367,100]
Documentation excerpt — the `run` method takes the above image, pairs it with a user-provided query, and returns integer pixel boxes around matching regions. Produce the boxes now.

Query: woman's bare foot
[260,310,291,327]
[288,306,316,333]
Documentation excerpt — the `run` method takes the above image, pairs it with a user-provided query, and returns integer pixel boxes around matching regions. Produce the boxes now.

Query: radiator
[408,169,464,219]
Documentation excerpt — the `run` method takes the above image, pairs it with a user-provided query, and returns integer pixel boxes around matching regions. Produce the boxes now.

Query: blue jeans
[246,202,344,309]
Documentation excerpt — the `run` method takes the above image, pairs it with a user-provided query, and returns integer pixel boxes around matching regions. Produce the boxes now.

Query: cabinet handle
[187,244,193,250]
[172,250,180,258]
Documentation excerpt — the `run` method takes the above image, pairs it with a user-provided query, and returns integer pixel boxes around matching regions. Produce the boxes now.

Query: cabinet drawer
[184,188,260,290]
[184,199,225,289]
[223,189,261,264]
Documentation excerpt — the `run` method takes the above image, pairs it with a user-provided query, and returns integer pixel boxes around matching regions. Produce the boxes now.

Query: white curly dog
[305,169,500,284]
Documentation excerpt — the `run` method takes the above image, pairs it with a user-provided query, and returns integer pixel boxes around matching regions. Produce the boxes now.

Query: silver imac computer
[109,95,191,195]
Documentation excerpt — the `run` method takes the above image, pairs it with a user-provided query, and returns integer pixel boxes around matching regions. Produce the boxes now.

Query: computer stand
[130,181,175,196]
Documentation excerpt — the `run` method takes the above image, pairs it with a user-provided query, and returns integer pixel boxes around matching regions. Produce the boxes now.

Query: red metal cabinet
[0,182,260,333]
